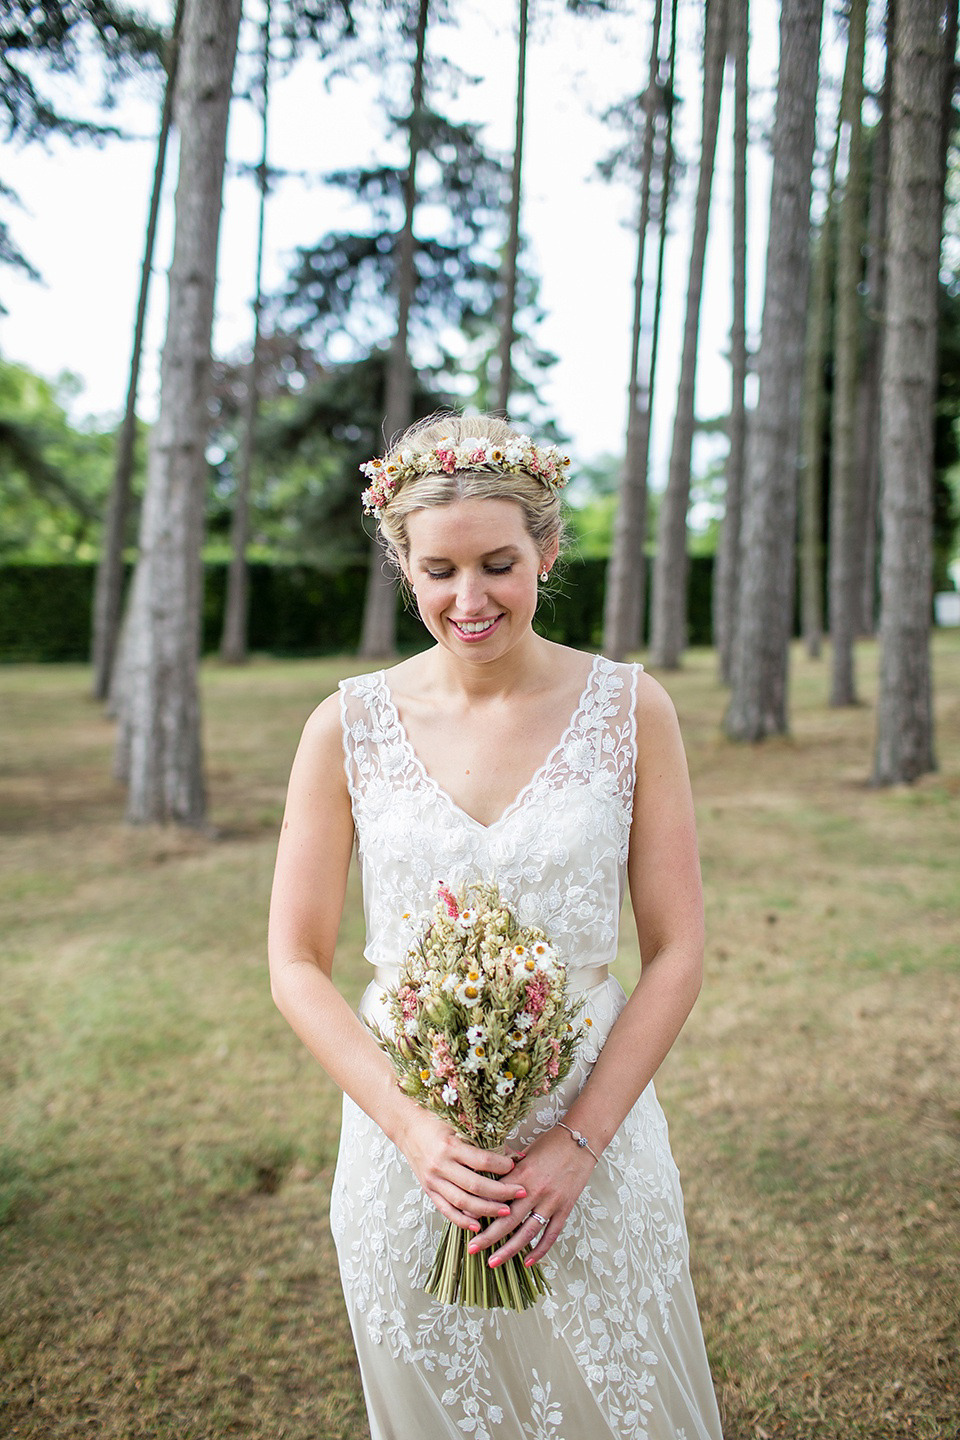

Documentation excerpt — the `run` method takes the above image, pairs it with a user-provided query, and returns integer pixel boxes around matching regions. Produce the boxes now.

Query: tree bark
[495,0,528,417]
[713,0,748,682]
[855,0,895,638]
[603,0,666,661]
[120,0,241,825]
[725,0,823,741]
[359,0,429,660]
[828,0,868,707]
[873,0,954,785]
[91,0,183,702]
[221,0,272,666]
[649,0,727,669]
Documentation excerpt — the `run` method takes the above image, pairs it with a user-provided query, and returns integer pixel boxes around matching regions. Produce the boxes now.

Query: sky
[0,0,787,485]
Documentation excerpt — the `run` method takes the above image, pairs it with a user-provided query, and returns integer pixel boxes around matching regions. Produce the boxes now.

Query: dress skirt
[330,973,724,1440]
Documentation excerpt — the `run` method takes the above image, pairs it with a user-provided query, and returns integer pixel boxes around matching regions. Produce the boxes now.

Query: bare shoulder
[632,669,688,767]
[287,688,349,796]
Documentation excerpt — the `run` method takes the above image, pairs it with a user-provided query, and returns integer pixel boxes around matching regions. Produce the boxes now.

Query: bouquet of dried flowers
[367,880,584,1310]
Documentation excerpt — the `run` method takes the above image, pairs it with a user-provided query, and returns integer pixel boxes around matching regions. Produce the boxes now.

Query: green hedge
[0,557,716,663]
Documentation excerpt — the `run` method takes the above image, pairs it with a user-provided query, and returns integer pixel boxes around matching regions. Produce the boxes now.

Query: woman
[268,414,723,1440]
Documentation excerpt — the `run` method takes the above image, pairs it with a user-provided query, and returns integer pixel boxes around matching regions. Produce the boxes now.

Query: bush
[0,557,717,662]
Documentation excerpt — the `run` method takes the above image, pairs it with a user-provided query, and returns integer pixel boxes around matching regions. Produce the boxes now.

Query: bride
[268,414,724,1440]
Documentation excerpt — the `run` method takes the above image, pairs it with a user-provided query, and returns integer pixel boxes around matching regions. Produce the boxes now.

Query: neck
[425,631,554,704]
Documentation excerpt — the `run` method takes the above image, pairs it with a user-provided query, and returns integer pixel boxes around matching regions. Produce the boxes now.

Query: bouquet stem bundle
[425,1174,552,1310]
[367,881,584,1311]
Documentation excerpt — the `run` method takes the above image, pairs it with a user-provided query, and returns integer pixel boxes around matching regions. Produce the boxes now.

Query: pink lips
[450,614,503,641]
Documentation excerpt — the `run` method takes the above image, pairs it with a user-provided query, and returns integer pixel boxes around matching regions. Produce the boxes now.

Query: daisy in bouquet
[367,880,585,1311]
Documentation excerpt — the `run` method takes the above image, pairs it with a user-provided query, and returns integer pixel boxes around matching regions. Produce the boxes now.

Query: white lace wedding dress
[331,655,724,1440]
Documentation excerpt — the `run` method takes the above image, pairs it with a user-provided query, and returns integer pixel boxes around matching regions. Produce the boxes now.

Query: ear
[540,536,560,575]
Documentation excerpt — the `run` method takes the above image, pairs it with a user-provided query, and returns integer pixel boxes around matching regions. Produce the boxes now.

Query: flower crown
[360,434,571,515]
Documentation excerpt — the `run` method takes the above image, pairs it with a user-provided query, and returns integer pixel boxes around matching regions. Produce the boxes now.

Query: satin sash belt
[372,963,609,994]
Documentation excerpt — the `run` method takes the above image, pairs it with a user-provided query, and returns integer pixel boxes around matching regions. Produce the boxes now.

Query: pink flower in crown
[436,445,457,474]
[470,446,488,465]
[437,882,459,918]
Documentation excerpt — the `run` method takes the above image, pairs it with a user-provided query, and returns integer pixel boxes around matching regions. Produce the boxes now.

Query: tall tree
[120,0,242,825]
[220,0,273,666]
[602,0,674,659]
[91,0,184,701]
[855,0,896,637]
[360,0,428,659]
[872,0,956,784]
[712,0,749,682]
[798,206,834,662]
[828,0,868,707]
[496,0,529,416]
[649,0,727,669]
[725,0,824,741]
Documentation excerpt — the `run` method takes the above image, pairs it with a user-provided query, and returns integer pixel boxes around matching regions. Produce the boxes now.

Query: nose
[456,569,488,615]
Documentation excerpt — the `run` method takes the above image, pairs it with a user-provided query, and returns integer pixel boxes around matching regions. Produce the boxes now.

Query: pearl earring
[539,569,549,582]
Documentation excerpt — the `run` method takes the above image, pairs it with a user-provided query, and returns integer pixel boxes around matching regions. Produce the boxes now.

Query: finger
[453,1144,516,1177]
[489,1212,561,1267]
[432,1176,523,1225]
[469,1205,541,1256]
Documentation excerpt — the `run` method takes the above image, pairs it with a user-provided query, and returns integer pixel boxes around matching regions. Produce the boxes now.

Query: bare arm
[268,691,523,1228]
[474,672,705,1266]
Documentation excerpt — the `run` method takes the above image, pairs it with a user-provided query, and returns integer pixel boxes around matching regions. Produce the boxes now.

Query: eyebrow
[417,546,522,565]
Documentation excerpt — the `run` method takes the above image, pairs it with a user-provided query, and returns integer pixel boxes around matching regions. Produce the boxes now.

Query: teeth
[456,619,495,634]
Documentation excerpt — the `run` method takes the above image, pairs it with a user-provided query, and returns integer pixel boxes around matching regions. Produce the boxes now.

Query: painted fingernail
[514,1187,527,1199]
[524,1256,536,1267]
[468,1243,479,1254]
[498,1207,511,1217]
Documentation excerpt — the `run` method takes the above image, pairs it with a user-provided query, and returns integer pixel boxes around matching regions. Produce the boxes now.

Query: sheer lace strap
[338,671,386,806]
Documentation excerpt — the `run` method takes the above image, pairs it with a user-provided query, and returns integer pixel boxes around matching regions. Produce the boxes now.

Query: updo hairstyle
[372,413,568,569]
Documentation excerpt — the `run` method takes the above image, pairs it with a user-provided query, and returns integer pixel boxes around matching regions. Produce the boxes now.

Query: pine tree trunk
[649,0,727,669]
[121,0,241,825]
[221,1,272,667]
[855,0,895,638]
[713,0,748,683]
[495,0,528,417]
[603,0,665,661]
[725,0,823,741]
[828,0,867,707]
[91,0,183,702]
[359,0,429,660]
[873,0,954,785]
[798,112,843,665]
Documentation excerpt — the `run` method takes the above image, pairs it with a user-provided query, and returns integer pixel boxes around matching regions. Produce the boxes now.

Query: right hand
[398,1108,528,1232]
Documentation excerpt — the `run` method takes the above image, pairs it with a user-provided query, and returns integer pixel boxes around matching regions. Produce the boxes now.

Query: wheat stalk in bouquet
[367,880,584,1310]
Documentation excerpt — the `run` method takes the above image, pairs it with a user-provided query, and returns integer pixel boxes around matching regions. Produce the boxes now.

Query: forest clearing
[1,635,957,1440]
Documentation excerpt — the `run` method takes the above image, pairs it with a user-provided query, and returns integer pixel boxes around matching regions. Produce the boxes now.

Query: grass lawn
[1,634,958,1439]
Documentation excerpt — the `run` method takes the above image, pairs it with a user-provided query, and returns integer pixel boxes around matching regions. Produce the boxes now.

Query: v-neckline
[378,653,601,832]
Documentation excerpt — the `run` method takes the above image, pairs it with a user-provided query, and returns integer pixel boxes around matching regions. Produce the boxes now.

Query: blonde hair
[372,413,568,565]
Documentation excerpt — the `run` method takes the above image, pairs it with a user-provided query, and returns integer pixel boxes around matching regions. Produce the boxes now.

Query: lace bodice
[339,654,641,974]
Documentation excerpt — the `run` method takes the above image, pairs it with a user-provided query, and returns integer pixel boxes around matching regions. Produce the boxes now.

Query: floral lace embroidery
[331,656,710,1440]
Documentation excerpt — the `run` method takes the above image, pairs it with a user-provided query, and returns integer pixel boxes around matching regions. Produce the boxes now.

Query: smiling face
[401,497,556,662]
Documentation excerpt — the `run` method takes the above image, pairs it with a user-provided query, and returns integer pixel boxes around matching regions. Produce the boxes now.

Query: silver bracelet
[557,1121,603,1164]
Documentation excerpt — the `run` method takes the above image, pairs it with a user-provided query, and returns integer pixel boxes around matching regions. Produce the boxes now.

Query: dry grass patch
[1,637,958,1438]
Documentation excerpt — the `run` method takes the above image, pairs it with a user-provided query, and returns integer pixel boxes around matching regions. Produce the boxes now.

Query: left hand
[465,1125,598,1269]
